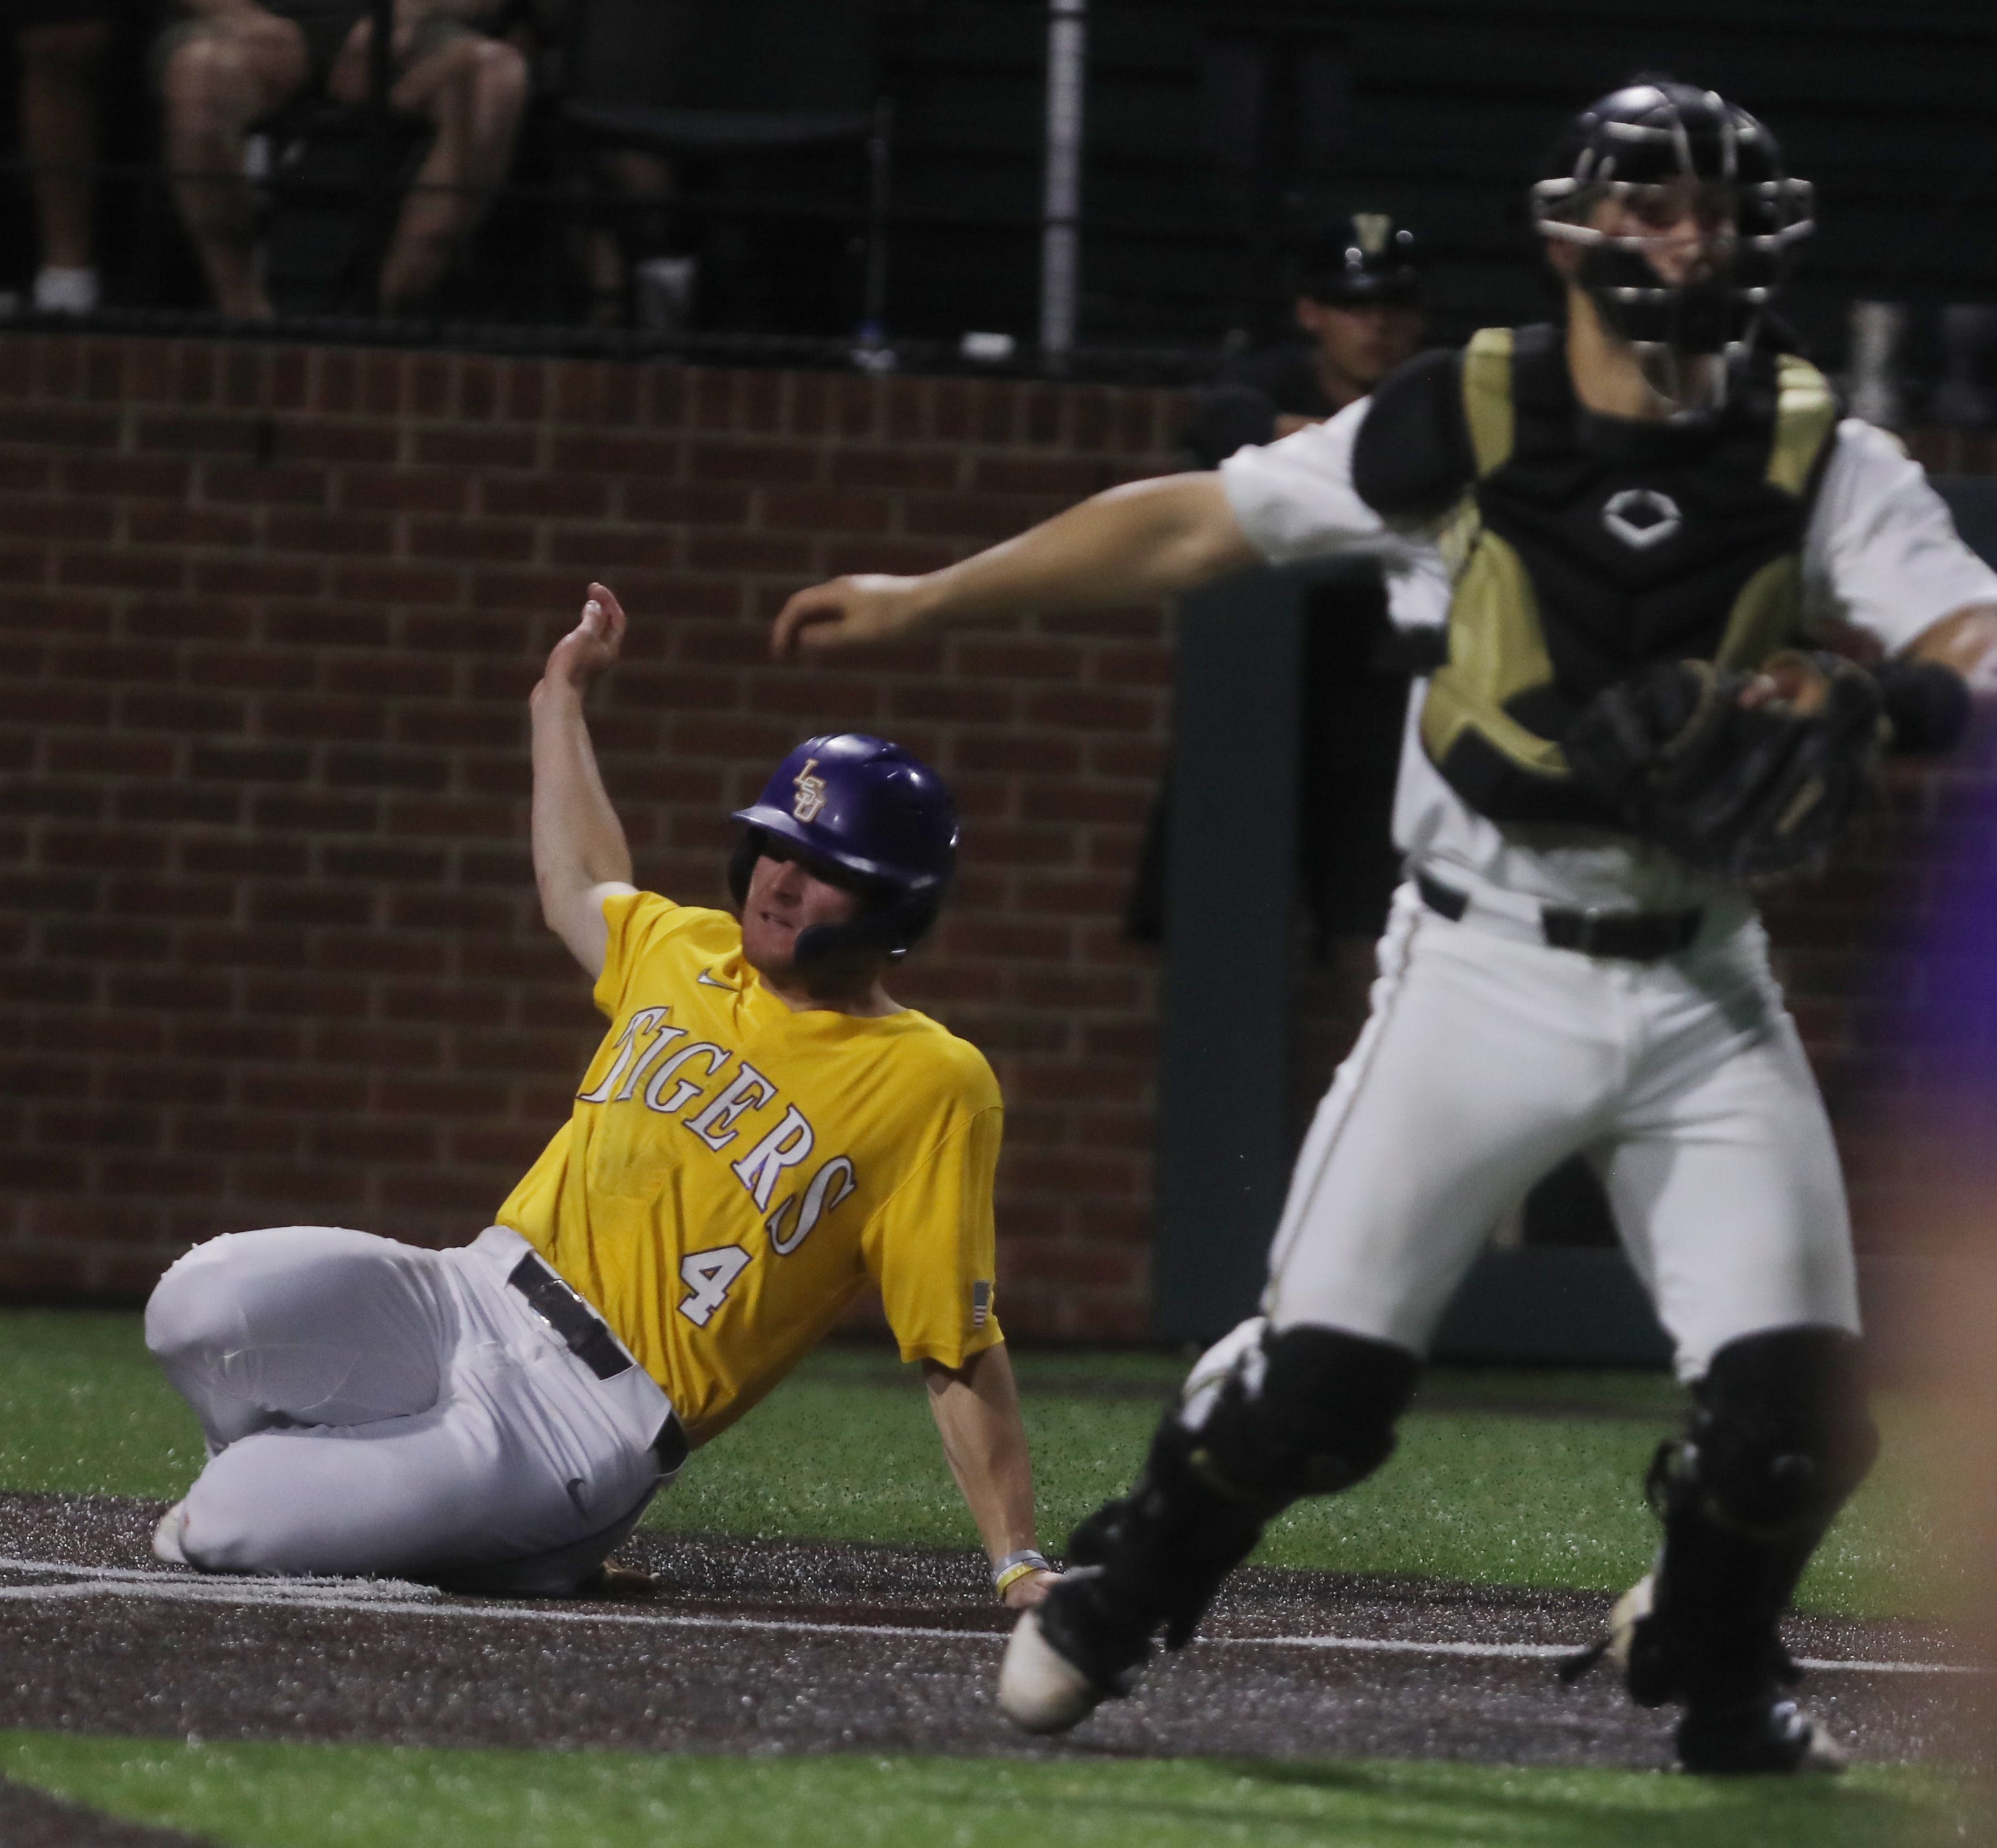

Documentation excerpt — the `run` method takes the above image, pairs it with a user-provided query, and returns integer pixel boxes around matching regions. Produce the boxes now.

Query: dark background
[5,0,1996,370]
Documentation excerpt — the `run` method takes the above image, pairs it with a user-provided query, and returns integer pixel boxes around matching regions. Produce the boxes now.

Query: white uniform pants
[1264,883,1860,1380]
[145,1224,676,1590]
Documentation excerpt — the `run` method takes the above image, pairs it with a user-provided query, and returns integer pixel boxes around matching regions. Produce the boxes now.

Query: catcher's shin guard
[1008,1326,1418,1730]
[1575,1327,1876,1772]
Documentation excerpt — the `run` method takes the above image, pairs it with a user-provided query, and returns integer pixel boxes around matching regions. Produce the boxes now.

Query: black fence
[6,0,1997,381]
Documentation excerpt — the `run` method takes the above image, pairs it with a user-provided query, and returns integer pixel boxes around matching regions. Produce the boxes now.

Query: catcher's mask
[729,733,958,971]
[1533,78,1812,360]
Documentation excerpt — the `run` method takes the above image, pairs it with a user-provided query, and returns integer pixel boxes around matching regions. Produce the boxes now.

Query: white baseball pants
[146,1224,675,1590]
[1264,881,1861,1379]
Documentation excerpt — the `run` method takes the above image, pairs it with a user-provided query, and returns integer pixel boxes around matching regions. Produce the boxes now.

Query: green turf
[0,1310,1961,1616]
[0,1311,207,1503]
[0,1732,1970,1848]
[666,1348,1953,1616]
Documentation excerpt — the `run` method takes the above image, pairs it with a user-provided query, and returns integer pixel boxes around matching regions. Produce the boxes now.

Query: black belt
[1417,873,1703,961]
[506,1253,688,1473]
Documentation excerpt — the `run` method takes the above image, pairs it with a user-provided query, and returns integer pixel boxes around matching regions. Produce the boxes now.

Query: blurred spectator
[553,0,884,335]
[557,0,692,327]
[17,0,139,313]
[156,0,528,317]
[1183,212,1427,469]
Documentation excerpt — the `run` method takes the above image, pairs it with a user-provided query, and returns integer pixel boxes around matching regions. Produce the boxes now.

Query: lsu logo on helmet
[791,759,828,823]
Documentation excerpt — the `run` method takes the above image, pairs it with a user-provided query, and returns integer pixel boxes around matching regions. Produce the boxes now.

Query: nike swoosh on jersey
[696,969,737,990]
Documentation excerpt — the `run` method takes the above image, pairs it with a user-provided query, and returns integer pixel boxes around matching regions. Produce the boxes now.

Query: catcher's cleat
[997,1573,1147,1735]
[1558,1571,1656,1689]
[998,1608,1104,1734]
[151,1501,190,1567]
[1562,1570,1839,1774]
[1562,1568,1802,1700]
[1676,1696,1848,1776]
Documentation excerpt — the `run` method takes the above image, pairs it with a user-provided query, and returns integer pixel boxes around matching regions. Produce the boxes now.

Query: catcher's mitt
[1562,651,1885,879]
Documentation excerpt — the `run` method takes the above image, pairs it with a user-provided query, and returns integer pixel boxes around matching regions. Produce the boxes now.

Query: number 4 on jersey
[678,1245,752,1327]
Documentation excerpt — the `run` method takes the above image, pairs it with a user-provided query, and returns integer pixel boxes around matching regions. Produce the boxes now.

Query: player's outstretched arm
[922,1344,1060,1609]
[771,472,1258,661]
[529,582,639,980]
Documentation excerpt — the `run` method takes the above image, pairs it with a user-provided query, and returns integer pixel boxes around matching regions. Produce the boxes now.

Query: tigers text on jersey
[497,891,1004,1445]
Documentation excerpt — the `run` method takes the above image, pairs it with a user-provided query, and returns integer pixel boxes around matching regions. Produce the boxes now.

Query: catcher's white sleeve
[1219,399,1413,566]
[1804,419,1997,655]
[1217,399,1449,637]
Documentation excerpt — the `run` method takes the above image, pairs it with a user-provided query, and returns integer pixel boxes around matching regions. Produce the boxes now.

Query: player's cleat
[1676,1696,1847,1775]
[579,1558,657,1599]
[151,1501,190,1567]
[998,1606,1118,1735]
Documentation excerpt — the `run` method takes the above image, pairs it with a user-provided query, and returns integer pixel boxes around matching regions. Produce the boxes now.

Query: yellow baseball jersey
[496,890,1004,1446]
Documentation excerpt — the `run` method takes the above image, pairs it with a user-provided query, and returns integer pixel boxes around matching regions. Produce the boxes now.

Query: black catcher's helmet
[1533,79,1813,354]
[1297,213,1424,307]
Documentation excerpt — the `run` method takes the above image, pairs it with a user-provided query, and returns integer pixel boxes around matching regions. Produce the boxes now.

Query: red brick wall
[0,332,1179,1337]
[2,331,1991,1332]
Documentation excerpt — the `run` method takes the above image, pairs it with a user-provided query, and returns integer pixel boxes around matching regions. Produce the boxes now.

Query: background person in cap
[143,582,1060,1614]
[1183,212,1428,471]
[1136,212,1438,1083]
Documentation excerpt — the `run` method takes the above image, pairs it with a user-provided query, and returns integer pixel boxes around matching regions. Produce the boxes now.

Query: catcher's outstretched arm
[770,473,1256,661]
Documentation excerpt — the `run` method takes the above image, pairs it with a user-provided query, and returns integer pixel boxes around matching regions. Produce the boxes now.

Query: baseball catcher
[772,77,1997,1772]
[145,583,1060,1614]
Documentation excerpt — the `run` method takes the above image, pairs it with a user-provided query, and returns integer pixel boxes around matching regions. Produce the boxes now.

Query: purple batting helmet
[729,734,959,965]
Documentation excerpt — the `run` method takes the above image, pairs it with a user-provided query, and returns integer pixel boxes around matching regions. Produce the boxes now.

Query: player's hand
[1002,1568,1061,1611]
[1737,649,1831,718]
[770,574,929,661]
[543,582,627,693]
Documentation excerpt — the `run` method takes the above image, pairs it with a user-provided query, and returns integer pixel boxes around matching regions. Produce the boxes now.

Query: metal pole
[368,0,394,112]
[1039,0,1086,360]
[861,98,893,342]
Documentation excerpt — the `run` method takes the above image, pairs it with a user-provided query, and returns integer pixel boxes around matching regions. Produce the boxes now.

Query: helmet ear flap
[727,830,764,907]
[729,825,943,973]
[792,883,943,973]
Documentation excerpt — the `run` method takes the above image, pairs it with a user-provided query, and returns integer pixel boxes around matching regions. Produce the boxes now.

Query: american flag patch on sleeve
[971,1280,993,1328]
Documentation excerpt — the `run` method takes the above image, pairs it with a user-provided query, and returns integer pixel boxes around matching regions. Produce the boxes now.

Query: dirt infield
[0,1492,1975,1772]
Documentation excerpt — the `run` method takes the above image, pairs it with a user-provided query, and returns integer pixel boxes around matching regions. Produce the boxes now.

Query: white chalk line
[0,1556,1978,1678]
[0,1557,436,1599]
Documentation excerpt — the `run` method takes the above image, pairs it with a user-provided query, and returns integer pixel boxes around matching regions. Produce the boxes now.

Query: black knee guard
[1189,1323,1421,1504]
[1061,1326,1418,1660]
[1683,1325,1878,1535]
[1633,1326,1877,1708]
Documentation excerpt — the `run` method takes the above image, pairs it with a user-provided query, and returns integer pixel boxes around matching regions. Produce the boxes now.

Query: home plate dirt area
[0,1492,1974,1772]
